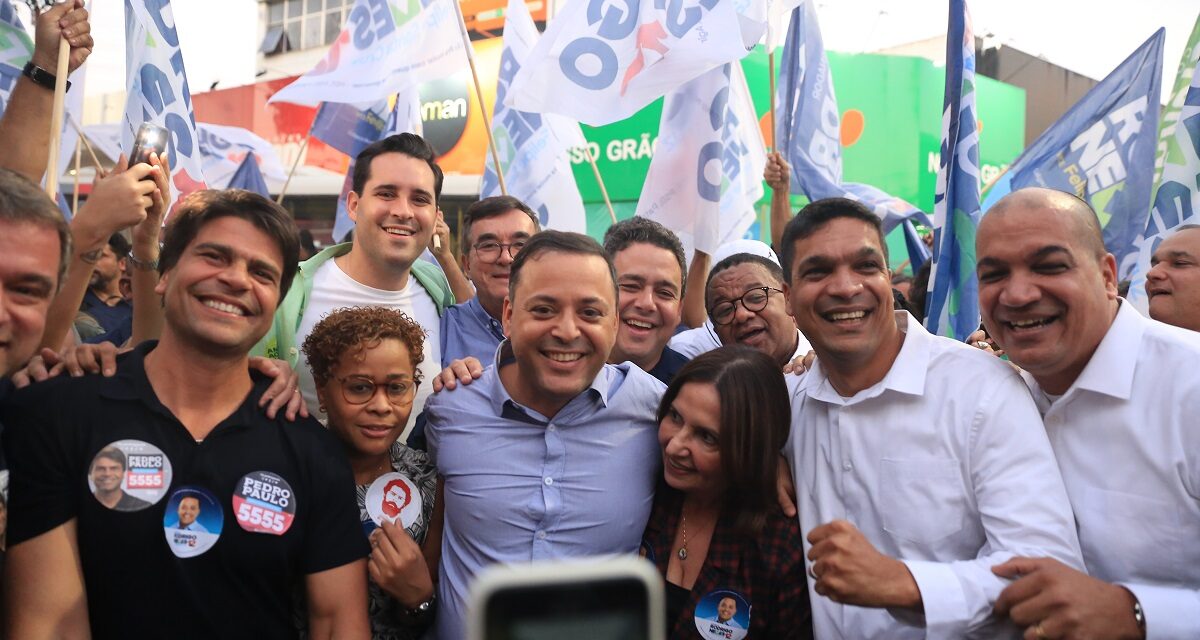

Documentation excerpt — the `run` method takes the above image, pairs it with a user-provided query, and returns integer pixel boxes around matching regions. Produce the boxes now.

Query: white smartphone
[468,556,665,640]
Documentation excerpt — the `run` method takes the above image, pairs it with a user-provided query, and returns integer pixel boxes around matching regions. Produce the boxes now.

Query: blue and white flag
[924,0,982,342]
[197,123,287,189]
[0,0,32,119]
[981,29,1164,278]
[123,0,208,213]
[773,1,928,231]
[227,153,271,199]
[508,0,768,127]
[269,0,464,107]
[1126,52,1200,313]
[310,99,393,157]
[332,90,423,242]
[716,61,767,247]
[482,0,586,233]
[901,219,930,271]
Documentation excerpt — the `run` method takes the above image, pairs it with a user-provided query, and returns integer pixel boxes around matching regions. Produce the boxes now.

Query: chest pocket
[879,458,967,545]
[1076,486,1200,585]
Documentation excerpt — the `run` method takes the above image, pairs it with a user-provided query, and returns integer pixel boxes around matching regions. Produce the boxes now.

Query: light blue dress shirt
[439,297,506,367]
[425,341,665,639]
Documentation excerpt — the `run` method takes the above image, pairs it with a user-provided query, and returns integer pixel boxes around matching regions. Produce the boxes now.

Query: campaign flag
[309,98,393,156]
[332,89,423,242]
[902,219,931,270]
[507,0,768,127]
[197,123,288,188]
[0,0,32,119]
[773,2,928,232]
[227,153,271,198]
[268,0,464,107]
[482,0,586,233]
[635,65,728,257]
[980,30,1164,278]
[717,61,766,247]
[1126,51,1200,313]
[924,0,982,342]
[1153,13,1200,185]
[123,0,208,214]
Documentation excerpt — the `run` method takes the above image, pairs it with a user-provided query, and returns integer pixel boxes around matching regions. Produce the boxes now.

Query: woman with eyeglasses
[299,306,439,640]
[641,345,813,640]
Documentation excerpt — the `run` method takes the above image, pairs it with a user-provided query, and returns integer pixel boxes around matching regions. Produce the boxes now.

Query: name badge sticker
[163,486,223,558]
[88,440,172,512]
[694,589,751,640]
[365,472,423,529]
[233,471,297,535]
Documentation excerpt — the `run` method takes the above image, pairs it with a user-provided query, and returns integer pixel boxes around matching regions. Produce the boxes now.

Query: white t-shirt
[294,258,442,441]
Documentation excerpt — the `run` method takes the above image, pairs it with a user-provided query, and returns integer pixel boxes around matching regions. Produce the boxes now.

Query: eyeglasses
[336,376,418,405]
[472,240,527,263]
[709,287,783,326]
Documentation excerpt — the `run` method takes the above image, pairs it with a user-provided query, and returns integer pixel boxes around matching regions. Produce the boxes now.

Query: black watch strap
[22,61,71,92]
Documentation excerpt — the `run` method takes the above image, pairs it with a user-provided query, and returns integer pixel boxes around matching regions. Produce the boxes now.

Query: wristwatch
[22,61,71,92]
[404,594,436,621]
[1132,597,1146,635]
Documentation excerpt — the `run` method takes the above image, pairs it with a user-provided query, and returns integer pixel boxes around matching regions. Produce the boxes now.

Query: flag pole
[584,143,616,224]
[67,116,104,169]
[277,134,309,205]
[71,137,81,213]
[451,0,508,196]
[766,30,776,151]
[43,37,71,197]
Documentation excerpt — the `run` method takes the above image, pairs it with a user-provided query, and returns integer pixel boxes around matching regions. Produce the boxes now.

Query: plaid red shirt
[641,485,813,640]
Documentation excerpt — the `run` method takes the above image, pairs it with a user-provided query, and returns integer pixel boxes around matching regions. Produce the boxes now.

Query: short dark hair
[508,230,617,301]
[705,253,785,308]
[460,195,540,254]
[352,133,443,206]
[602,216,688,296]
[93,446,127,471]
[0,168,71,288]
[158,189,300,299]
[107,233,131,258]
[656,346,791,535]
[779,198,888,283]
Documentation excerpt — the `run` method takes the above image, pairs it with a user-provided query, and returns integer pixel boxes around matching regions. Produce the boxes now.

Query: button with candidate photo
[694,590,750,640]
[365,472,423,529]
[163,486,223,558]
[232,471,297,535]
[88,440,172,512]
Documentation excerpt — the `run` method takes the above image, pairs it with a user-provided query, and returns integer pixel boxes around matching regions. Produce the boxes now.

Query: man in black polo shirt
[3,190,370,638]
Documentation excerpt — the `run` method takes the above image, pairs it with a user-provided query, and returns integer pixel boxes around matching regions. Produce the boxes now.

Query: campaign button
[163,486,223,558]
[694,589,751,640]
[88,440,172,512]
[365,472,423,529]
[232,471,297,535]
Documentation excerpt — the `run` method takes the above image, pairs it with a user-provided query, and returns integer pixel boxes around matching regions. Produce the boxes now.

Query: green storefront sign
[568,47,1026,264]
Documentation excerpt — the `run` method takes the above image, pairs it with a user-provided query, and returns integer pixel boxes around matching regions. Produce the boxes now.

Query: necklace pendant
[677,548,688,561]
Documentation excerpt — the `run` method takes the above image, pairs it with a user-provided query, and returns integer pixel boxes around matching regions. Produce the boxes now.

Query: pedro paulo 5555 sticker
[233,471,296,535]
[89,440,172,512]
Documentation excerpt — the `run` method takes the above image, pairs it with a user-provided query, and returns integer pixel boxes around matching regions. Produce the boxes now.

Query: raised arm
[765,151,793,250]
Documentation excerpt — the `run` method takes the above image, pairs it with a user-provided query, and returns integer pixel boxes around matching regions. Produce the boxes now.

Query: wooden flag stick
[584,143,616,224]
[277,135,309,205]
[767,50,777,152]
[43,37,70,197]
[67,116,104,169]
[451,0,507,196]
[71,137,81,213]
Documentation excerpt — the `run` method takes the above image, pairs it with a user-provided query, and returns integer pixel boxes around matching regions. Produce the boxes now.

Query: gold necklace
[677,512,690,561]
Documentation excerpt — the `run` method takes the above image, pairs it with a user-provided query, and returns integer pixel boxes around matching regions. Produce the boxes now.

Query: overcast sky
[20,0,1199,105]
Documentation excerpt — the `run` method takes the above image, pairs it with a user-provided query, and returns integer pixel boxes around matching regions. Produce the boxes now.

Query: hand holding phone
[129,122,168,170]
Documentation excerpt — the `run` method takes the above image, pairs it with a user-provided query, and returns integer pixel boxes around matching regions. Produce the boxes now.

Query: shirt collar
[1061,300,1141,401]
[800,311,928,404]
[486,339,612,419]
[467,296,506,339]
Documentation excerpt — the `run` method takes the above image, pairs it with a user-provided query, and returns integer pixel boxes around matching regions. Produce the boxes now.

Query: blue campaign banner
[925,0,982,342]
[0,0,32,119]
[227,153,270,198]
[1001,29,1164,277]
[310,99,391,158]
[775,2,842,199]
[902,220,931,270]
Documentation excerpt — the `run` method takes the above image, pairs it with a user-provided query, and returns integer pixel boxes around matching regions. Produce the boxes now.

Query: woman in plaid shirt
[641,346,813,639]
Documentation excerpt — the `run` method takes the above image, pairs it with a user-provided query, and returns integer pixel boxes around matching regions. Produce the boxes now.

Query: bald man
[976,188,1200,640]
[1146,224,1200,332]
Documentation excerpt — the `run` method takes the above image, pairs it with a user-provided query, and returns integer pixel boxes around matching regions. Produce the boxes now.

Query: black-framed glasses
[336,375,418,405]
[472,240,527,263]
[709,287,783,326]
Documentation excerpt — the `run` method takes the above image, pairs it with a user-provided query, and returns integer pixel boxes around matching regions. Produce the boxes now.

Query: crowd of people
[0,4,1198,640]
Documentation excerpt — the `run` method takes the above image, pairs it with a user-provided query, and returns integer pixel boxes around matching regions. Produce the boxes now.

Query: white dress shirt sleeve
[900,372,1084,638]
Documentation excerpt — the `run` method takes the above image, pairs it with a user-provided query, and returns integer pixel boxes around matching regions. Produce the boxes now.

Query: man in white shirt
[779,197,1083,638]
[1145,224,1200,332]
[976,187,1200,640]
[254,134,454,439]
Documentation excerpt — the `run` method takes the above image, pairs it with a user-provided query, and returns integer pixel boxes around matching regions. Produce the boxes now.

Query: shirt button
[287,347,298,357]
[548,424,556,432]
[537,531,547,540]
[544,477,553,485]
[842,462,853,472]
